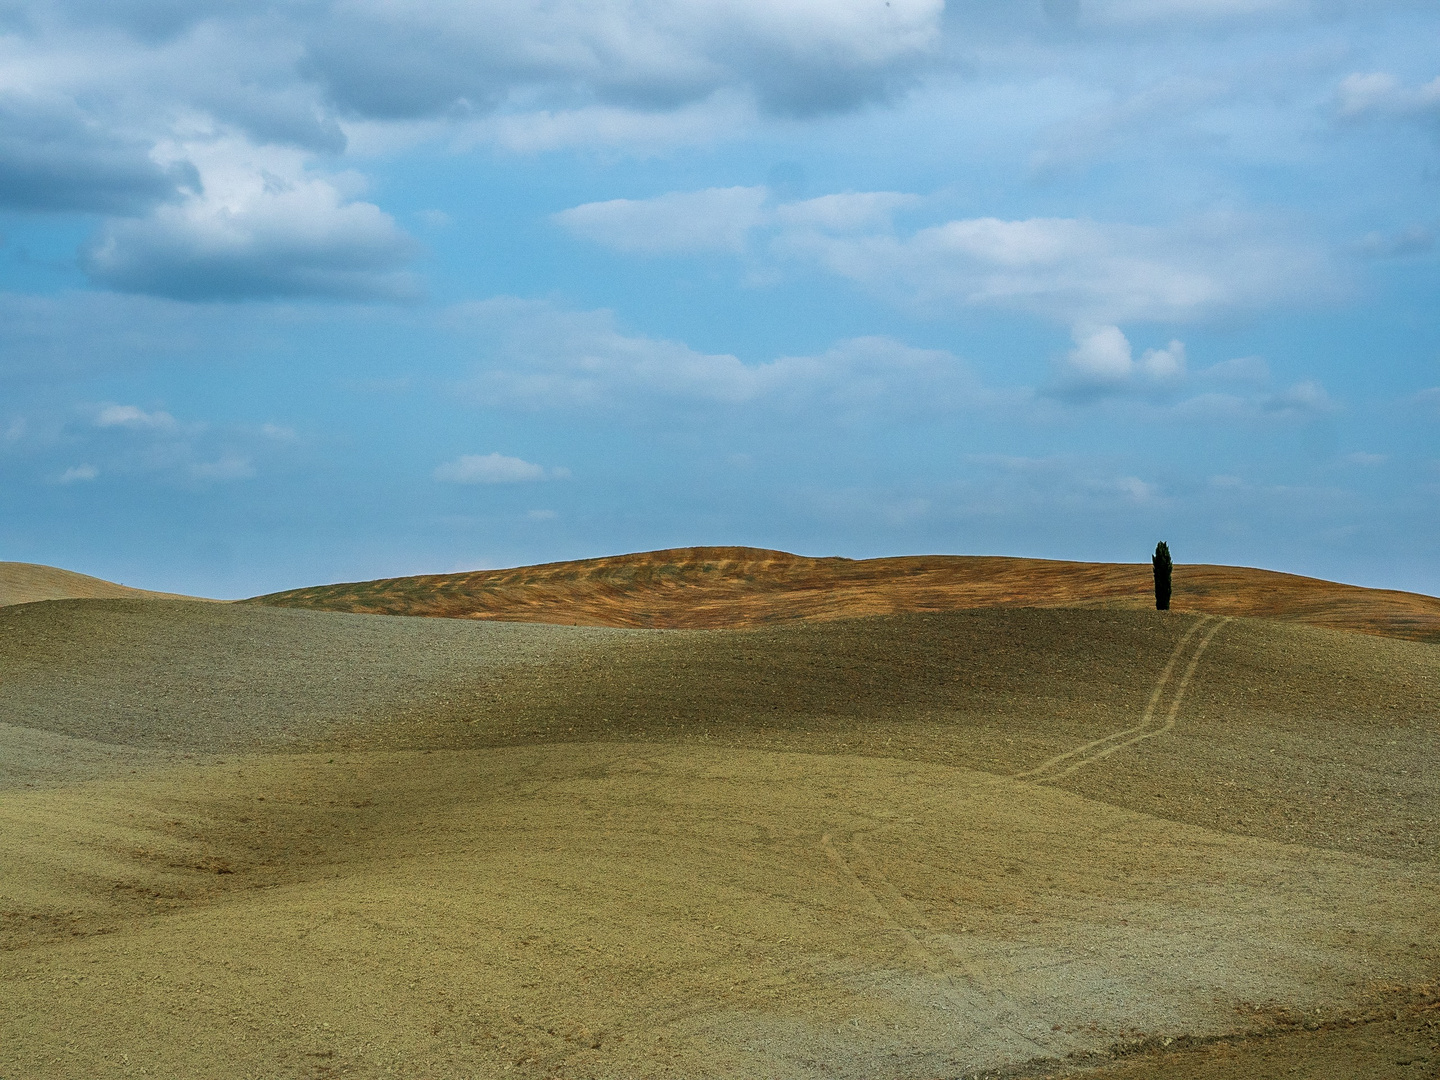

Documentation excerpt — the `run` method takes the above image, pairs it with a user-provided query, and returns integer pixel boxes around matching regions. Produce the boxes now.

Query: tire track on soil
[813,613,1232,1063]
[1016,615,1229,783]
[820,831,1052,1057]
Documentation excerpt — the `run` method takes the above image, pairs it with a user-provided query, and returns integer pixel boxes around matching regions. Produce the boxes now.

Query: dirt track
[1,599,1437,1078]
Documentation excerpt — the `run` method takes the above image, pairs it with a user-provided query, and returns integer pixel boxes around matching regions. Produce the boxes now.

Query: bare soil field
[247,546,1440,642]
[1,597,1437,1079]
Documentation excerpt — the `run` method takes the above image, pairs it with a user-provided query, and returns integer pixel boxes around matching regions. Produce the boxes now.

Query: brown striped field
[247,545,1440,642]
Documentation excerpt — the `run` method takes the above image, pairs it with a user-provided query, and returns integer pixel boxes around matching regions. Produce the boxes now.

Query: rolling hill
[246,545,1440,642]
[1,594,1436,1079]
[0,561,204,607]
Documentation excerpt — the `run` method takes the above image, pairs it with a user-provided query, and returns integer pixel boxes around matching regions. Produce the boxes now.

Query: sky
[1,0,1438,599]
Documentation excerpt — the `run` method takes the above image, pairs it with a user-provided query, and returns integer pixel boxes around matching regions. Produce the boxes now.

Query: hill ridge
[244,546,1440,641]
[0,561,205,608]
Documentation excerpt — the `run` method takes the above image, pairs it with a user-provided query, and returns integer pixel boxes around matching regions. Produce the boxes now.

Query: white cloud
[1355,225,1434,259]
[82,138,419,301]
[472,93,755,154]
[773,191,921,232]
[1086,0,1305,24]
[1263,380,1337,415]
[58,463,98,484]
[958,454,1168,515]
[562,186,1334,326]
[308,0,944,121]
[789,212,1328,325]
[435,452,557,484]
[555,186,768,255]
[1064,325,1135,384]
[51,402,295,486]
[1028,73,1232,178]
[1139,339,1187,380]
[1198,355,1270,385]
[190,454,255,481]
[0,0,945,215]
[1337,72,1440,121]
[450,298,986,416]
[557,186,920,255]
[96,403,178,430]
[1112,475,1159,501]
[1052,325,1186,398]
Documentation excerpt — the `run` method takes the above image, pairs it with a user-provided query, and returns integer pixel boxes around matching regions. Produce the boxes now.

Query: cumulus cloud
[80,139,419,301]
[0,0,944,211]
[0,94,197,213]
[0,0,945,300]
[434,452,563,483]
[1064,325,1135,384]
[1049,325,1186,400]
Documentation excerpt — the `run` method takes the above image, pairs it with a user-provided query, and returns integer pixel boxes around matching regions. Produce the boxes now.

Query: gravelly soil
[0,598,631,762]
[1,598,1436,1079]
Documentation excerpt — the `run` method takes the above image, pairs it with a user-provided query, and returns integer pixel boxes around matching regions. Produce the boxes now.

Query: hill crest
[245,545,1440,641]
[0,562,204,608]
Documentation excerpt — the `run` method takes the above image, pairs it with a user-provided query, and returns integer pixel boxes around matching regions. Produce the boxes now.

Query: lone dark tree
[1152,541,1173,611]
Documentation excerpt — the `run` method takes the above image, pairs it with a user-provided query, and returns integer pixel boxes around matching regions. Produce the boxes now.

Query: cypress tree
[1152,541,1172,611]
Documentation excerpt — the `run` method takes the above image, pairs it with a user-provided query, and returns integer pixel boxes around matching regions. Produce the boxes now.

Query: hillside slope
[0,598,1436,1080]
[0,561,202,607]
[1,598,1436,1079]
[246,546,1440,641]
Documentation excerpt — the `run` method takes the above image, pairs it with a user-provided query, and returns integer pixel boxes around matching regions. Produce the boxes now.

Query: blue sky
[1,0,1437,598]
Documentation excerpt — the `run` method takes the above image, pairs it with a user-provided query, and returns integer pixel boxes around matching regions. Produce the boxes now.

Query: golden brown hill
[245,546,1440,641]
[0,561,203,607]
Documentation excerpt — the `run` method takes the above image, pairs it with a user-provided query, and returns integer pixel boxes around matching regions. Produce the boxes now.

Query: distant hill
[0,562,204,607]
[244,546,1440,642]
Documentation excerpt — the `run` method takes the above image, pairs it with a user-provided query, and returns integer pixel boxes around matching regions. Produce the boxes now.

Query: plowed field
[2,596,1436,1078]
